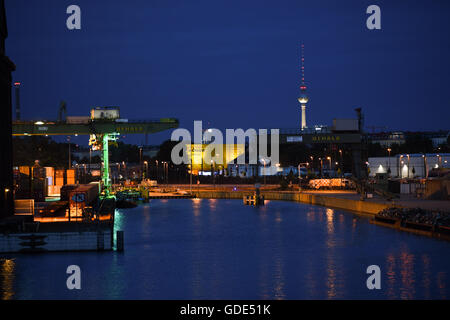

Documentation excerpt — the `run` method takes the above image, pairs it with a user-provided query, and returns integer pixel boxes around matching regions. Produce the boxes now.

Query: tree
[154,140,179,162]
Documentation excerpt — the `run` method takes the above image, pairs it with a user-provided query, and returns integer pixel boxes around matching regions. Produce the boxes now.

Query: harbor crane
[13,107,179,194]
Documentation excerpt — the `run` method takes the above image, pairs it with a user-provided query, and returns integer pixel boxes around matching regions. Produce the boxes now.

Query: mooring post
[116,230,124,252]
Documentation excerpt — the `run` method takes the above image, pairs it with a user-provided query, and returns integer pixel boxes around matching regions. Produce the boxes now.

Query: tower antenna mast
[298,43,309,130]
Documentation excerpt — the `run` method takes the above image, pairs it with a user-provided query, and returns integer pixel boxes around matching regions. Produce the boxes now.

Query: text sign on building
[282,133,361,144]
[286,136,303,143]
[306,134,361,144]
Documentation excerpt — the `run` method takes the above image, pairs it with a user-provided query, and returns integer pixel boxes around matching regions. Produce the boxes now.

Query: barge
[370,215,450,240]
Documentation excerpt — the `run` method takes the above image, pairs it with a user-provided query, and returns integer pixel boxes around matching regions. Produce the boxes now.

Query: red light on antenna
[14,82,21,86]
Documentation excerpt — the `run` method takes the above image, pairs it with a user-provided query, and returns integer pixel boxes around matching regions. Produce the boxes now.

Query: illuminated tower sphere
[298,44,308,130]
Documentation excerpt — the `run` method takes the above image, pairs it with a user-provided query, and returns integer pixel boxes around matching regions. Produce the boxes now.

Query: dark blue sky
[5,0,450,145]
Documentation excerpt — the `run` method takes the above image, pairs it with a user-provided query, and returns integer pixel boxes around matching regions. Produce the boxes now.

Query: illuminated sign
[311,135,341,142]
[116,126,144,133]
[281,133,361,144]
[287,136,303,142]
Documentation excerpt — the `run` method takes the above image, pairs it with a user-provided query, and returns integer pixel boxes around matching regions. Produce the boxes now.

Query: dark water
[1,199,449,299]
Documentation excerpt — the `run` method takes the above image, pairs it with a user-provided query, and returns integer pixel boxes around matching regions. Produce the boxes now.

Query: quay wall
[0,231,112,253]
[193,191,390,215]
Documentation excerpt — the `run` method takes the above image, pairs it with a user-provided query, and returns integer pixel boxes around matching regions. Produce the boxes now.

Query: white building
[368,153,450,178]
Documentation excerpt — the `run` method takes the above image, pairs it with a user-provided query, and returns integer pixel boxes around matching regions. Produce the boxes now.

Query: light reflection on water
[1,199,450,299]
[0,259,15,300]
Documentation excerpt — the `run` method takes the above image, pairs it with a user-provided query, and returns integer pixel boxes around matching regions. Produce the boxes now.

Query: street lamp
[165,162,169,186]
[162,161,167,186]
[407,154,410,178]
[144,161,148,179]
[422,154,428,179]
[326,156,331,176]
[261,159,266,186]
[319,158,323,177]
[387,148,392,176]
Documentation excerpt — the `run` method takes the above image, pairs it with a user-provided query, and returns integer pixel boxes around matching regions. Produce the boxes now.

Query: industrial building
[368,153,450,178]
[368,131,449,147]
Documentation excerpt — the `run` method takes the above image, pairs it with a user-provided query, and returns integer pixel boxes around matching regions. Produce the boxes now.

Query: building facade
[368,153,450,178]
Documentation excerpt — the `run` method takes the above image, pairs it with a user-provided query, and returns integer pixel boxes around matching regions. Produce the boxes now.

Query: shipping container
[19,166,30,176]
[44,167,54,178]
[47,185,61,196]
[67,169,76,184]
[69,184,99,216]
[60,184,79,201]
[55,169,65,177]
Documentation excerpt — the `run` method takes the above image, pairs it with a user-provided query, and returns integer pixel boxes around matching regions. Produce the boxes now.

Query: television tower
[298,44,308,130]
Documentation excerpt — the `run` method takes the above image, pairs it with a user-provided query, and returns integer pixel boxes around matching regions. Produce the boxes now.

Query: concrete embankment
[193,190,390,215]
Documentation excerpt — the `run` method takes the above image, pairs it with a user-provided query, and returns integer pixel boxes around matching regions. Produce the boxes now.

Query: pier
[161,184,450,216]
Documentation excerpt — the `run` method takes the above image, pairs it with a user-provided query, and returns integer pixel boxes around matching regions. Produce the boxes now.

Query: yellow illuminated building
[186,144,245,173]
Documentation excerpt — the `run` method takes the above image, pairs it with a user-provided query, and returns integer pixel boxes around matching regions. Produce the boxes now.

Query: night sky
[5,0,450,146]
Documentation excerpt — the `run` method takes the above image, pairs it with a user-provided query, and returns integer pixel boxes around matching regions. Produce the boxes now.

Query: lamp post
[144,161,148,179]
[387,148,391,176]
[407,154,410,178]
[327,156,331,176]
[422,154,428,179]
[319,158,323,177]
[339,149,343,177]
[162,161,167,186]
[165,162,169,186]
